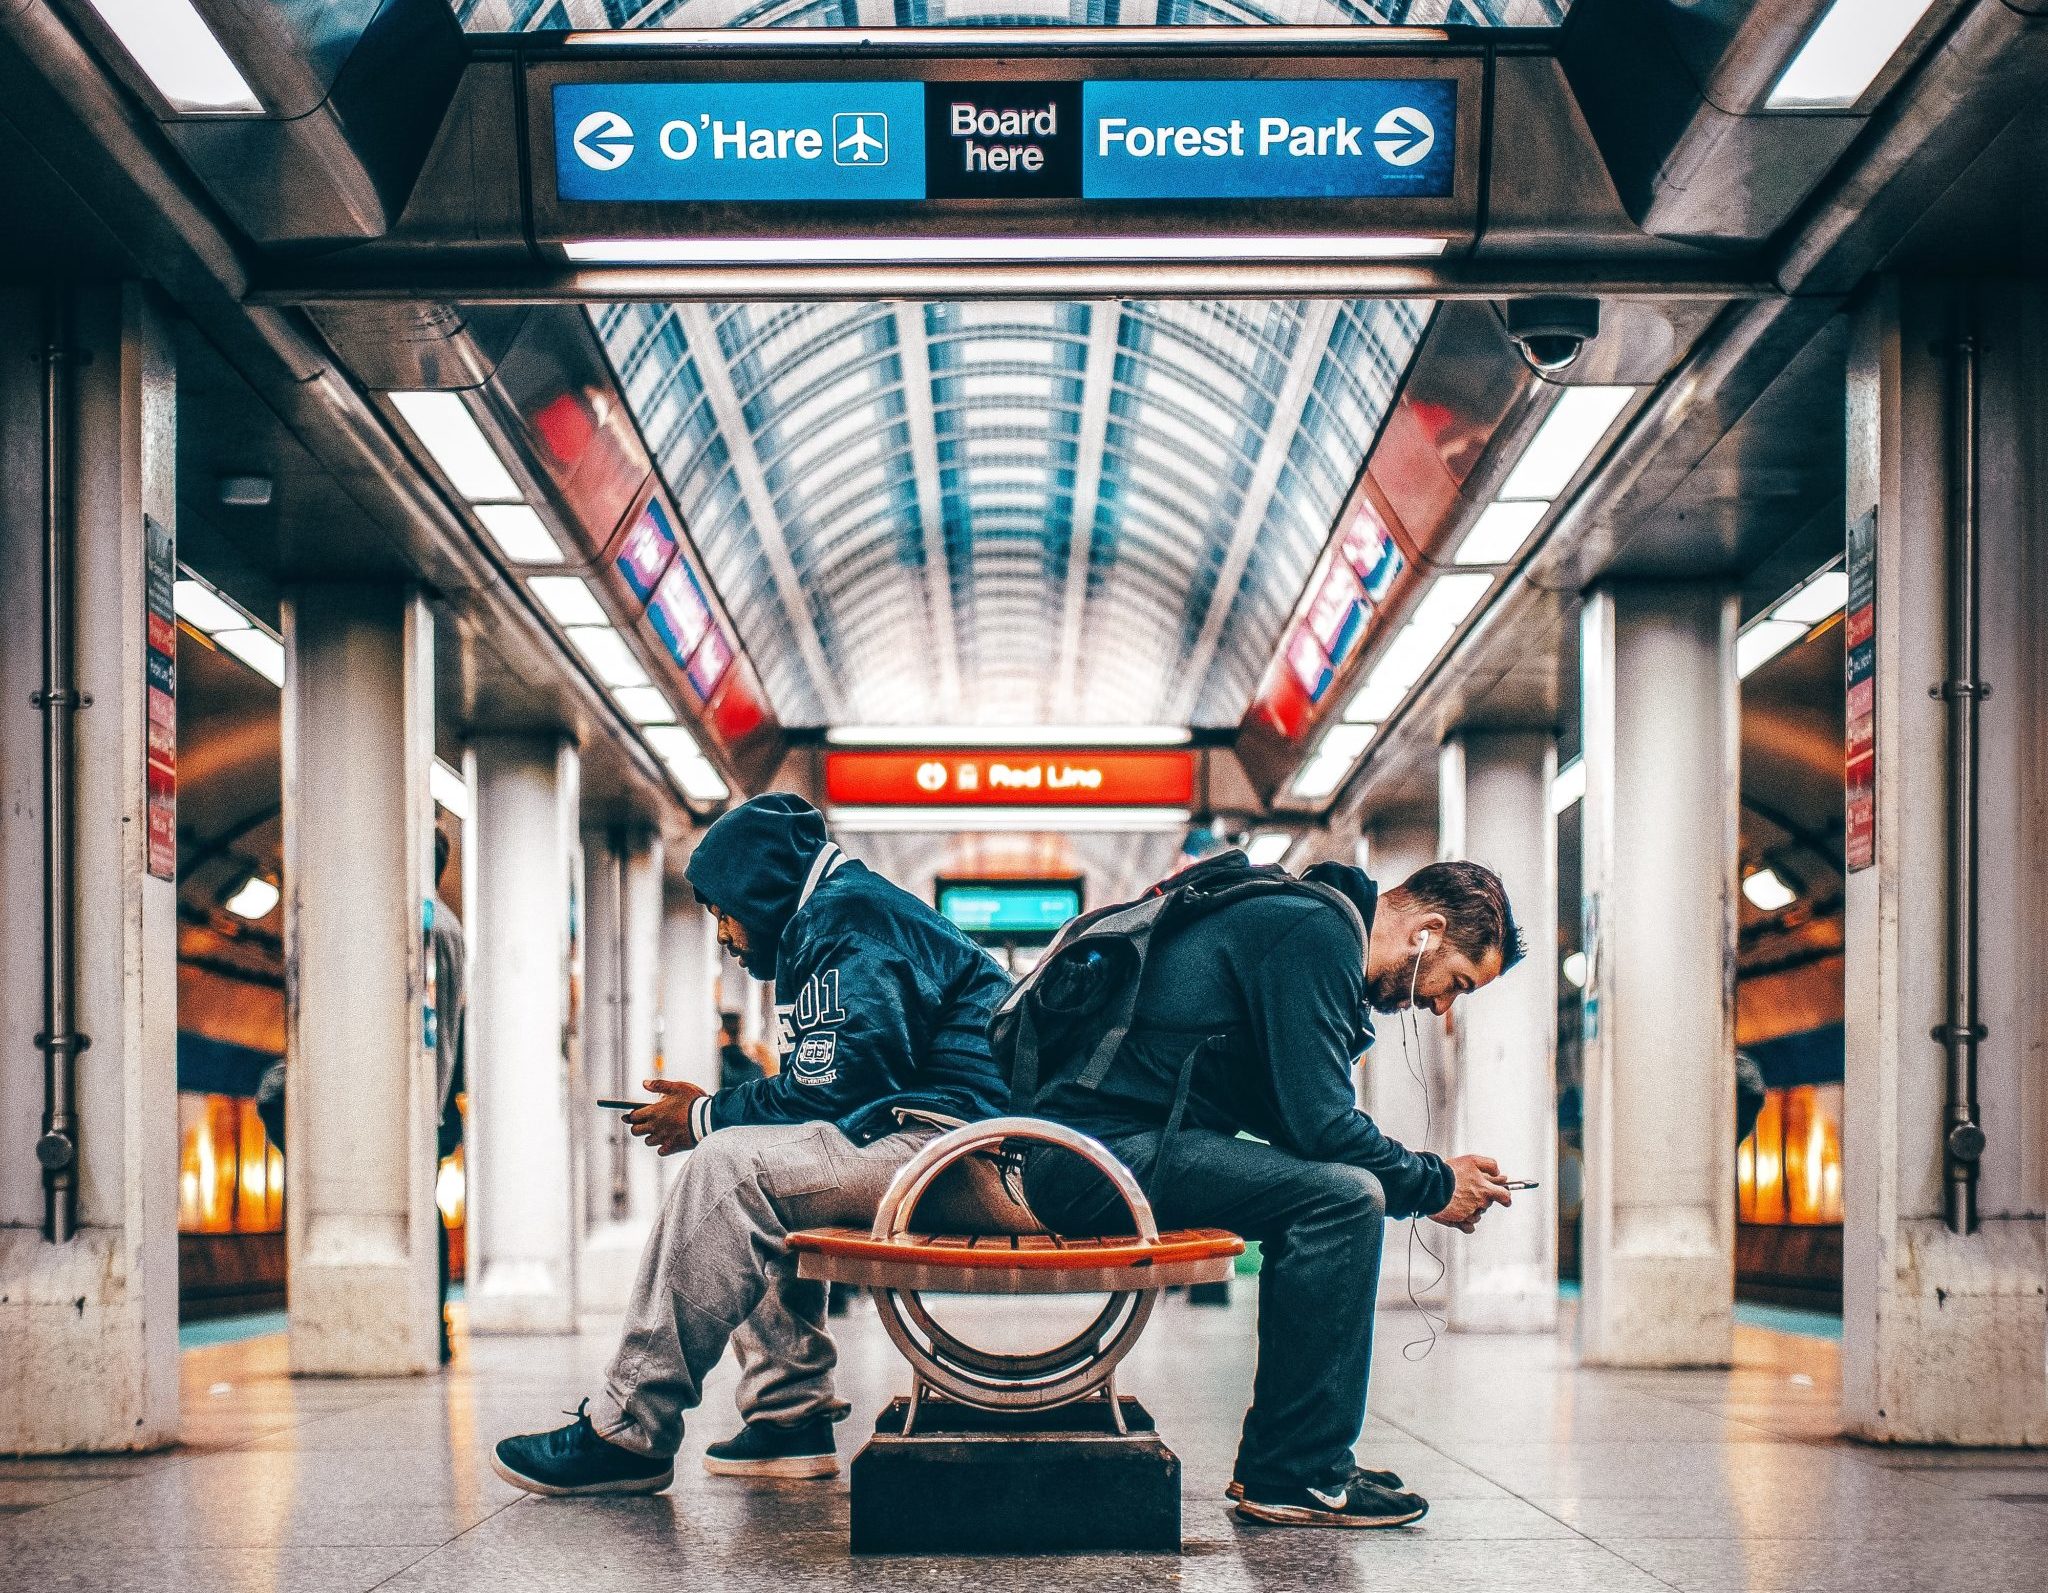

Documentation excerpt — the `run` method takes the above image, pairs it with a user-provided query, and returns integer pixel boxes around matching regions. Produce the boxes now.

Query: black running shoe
[1235,1473,1429,1529]
[1227,1463,1404,1502]
[703,1416,839,1478]
[491,1400,674,1497]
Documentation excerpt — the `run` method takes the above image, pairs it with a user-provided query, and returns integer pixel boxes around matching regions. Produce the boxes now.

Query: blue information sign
[552,78,1456,205]
[938,884,1083,936]
[1081,80,1456,200]
[554,82,926,203]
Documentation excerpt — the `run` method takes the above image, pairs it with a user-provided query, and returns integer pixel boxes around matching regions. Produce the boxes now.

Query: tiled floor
[4,1291,2045,1591]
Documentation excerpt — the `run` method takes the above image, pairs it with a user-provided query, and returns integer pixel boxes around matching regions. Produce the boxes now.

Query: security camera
[1505,298,1601,374]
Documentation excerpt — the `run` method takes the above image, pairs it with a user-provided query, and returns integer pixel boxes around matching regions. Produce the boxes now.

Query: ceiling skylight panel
[773,411,881,482]
[964,407,1053,431]
[1138,370,1241,442]
[962,435,1055,461]
[966,465,1051,488]
[952,302,1063,330]
[960,373,1058,402]
[958,338,1059,366]
[1130,402,1227,465]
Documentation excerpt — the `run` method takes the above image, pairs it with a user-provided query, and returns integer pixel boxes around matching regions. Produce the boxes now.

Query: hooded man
[493,794,1011,1496]
[1021,855,1522,1530]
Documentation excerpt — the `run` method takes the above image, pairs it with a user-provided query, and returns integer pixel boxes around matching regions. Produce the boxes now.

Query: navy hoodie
[683,794,1010,1144]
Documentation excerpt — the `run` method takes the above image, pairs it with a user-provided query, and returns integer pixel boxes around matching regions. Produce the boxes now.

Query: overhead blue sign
[552,78,1455,204]
[1081,80,1456,200]
[554,82,927,203]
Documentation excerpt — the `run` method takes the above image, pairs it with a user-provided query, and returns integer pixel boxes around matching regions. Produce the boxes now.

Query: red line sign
[825,750,1194,807]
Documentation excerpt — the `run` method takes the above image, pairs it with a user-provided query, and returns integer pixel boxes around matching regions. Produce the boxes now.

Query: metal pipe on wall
[1936,326,1987,1235]
[33,292,85,1243]
[608,831,630,1222]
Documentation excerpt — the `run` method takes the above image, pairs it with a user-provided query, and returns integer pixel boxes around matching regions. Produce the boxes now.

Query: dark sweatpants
[1023,1128,1388,1491]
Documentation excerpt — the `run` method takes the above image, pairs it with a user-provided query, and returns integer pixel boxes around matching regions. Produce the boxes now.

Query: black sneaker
[1235,1473,1429,1529]
[491,1400,675,1497]
[1227,1463,1404,1502]
[703,1416,839,1478]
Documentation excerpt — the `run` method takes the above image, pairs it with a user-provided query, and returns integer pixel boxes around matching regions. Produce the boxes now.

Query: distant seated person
[717,1011,762,1089]
[1020,854,1521,1530]
[494,794,1012,1497]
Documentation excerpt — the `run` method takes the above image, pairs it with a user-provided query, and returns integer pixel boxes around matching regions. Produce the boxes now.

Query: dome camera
[1505,297,1601,375]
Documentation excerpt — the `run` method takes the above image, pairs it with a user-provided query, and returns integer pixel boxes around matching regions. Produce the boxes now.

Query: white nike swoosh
[1308,1486,1350,1510]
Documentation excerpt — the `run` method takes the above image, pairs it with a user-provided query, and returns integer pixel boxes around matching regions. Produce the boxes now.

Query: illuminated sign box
[551,78,1456,205]
[825,750,1195,807]
[936,879,1084,942]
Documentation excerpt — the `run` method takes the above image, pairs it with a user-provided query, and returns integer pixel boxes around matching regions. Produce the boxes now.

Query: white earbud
[1416,928,1431,954]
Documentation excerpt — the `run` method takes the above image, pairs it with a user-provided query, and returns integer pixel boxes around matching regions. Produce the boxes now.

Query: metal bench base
[850,1395,1180,1555]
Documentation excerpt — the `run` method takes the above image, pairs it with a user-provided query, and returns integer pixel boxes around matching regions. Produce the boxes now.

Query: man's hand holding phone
[623,1079,709,1156]
[1429,1153,1514,1234]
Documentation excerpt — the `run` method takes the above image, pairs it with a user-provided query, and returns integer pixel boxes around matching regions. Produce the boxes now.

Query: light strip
[1496,386,1635,502]
[825,724,1193,748]
[527,575,607,627]
[223,875,280,920]
[566,626,650,690]
[431,759,470,820]
[85,0,260,114]
[1453,499,1550,567]
[1551,757,1585,815]
[214,627,285,687]
[172,577,246,634]
[1737,561,1848,679]
[563,27,1452,48]
[475,504,565,565]
[389,392,522,504]
[828,806,1193,834]
[564,236,1449,266]
[1767,0,1939,110]
[1245,832,1295,868]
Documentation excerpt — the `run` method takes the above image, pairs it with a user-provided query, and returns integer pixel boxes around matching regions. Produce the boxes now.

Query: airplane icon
[833,113,889,167]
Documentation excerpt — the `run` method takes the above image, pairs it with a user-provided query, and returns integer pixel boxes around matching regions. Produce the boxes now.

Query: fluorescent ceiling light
[431,759,470,820]
[1561,950,1588,989]
[1289,750,1356,802]
[643,724,702,764]
[1497,386,1635,502]
[566,626,650,690]
[674,754,731,804]
[828,806,1193,834]
[614,685,678,725]
[1454,500,1550,566]
[1245,833,1294,867]
[389,392,521,504]
[528,575,607,627]
[1341,574,1492,724]
[1320,722,1377,763]
[1410,571,1494,638]
[564,235,1448,265]
[562,27,1454,48]
[1772,568,1848,627]
[824,725,1192,748]
[215,627,284,687]
[85,0,260,113]
[475,504,564,565]
[172,577,246,634]
[1736,618,1807,679]
[1767,0,1938,109]
[1742,867,1798,912]
[223,875,280,920]
[1551,757,1586,815]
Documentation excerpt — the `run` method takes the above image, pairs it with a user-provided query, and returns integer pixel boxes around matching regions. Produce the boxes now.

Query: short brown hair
[1388,860,1524,970]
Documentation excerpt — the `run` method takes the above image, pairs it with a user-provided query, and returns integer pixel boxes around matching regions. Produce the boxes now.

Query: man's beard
[1364,967,1416,1014]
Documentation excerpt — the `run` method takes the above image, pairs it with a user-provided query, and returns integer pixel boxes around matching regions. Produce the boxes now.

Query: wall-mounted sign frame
[528,53,1482,249]
[935,876,1086,945]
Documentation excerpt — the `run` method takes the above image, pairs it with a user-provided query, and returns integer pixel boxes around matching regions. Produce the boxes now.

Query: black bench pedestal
[850,1396,1181,1554]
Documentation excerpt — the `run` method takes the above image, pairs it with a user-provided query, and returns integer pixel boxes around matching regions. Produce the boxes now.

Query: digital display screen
[553,79,1455,205]
[686,626,734,702]
[648,560,713,666]
[614,498,678,601]
[938,883,1083,937]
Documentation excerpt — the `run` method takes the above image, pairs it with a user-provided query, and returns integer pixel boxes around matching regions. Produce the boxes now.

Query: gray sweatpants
[590,1119,1013,1459]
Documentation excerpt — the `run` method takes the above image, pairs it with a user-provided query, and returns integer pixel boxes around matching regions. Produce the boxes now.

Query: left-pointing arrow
[573,110,636,172]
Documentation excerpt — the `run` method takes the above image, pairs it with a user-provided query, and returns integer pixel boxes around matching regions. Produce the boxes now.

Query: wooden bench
[791,1118,1242,1431]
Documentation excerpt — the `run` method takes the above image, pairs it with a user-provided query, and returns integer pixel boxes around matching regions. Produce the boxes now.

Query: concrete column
[466,735,581,1336]
[0,287,179,1449]
[660,879,722,1096]
[1440,733,1560,1333]
[1840,279,2048,1444]
[282,583,439,1376]
[1361,814,1449,1309]
[580,825,665,1313]
[1577,581,1739,1368]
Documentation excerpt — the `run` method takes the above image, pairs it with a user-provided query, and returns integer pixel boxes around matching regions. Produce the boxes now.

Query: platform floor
[3,1290,2046,1591]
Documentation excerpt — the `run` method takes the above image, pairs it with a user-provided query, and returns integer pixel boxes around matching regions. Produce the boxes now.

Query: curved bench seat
[791,1225,1242,1294]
